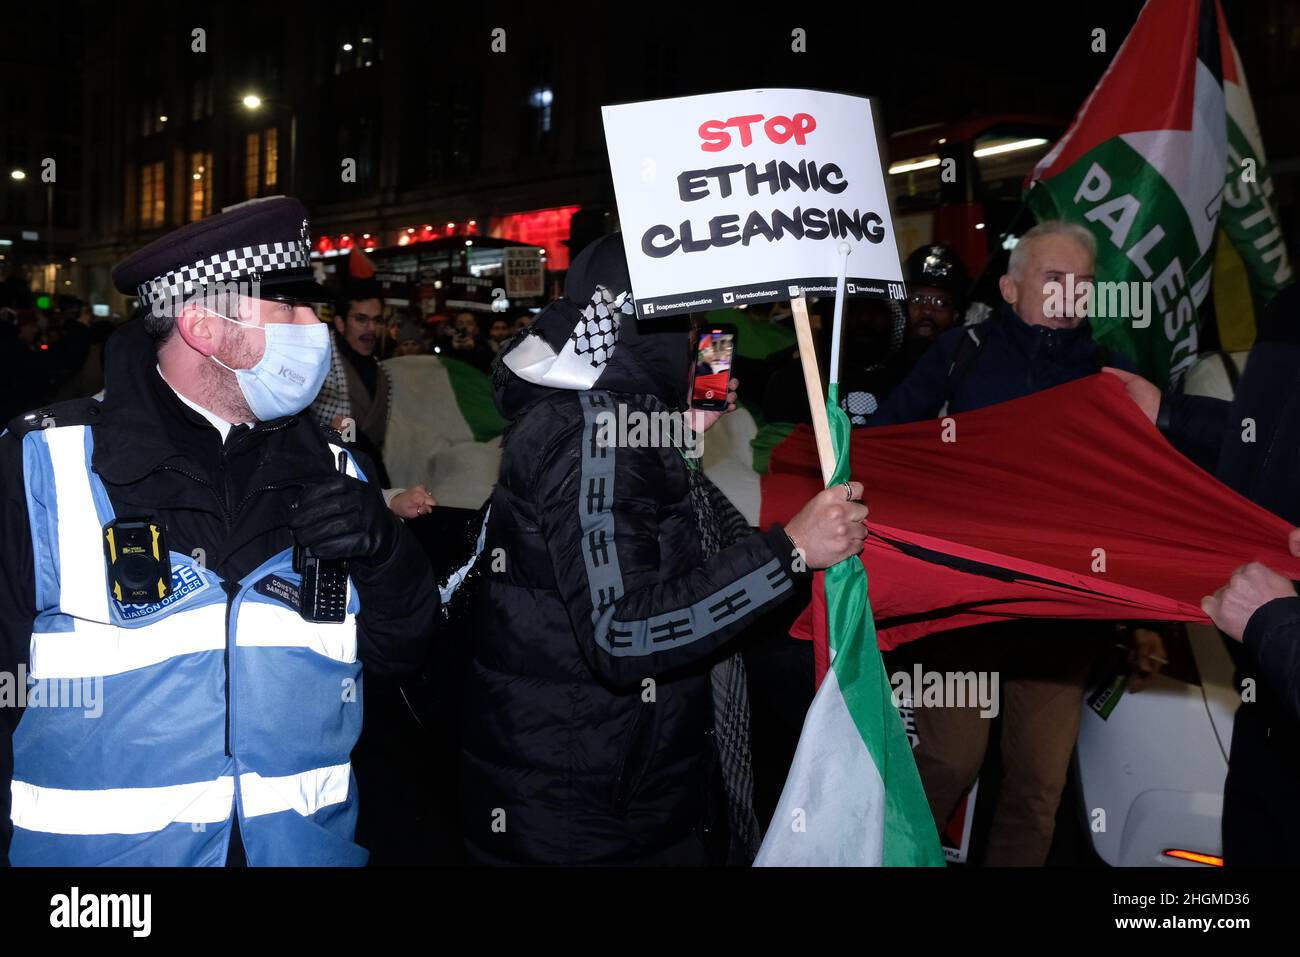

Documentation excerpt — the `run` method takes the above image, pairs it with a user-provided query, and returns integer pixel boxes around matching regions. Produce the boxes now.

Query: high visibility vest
[9,423,367,866]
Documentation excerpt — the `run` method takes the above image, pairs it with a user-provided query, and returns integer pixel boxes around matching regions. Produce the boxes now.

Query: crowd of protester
[3,216,1297,868]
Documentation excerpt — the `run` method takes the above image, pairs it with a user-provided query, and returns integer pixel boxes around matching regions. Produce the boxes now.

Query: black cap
[563,232,632,305]
[905,244,970,299]
[112,196,331,312]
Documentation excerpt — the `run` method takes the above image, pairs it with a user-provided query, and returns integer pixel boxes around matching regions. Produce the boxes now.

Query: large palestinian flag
[1026,0,1231,387]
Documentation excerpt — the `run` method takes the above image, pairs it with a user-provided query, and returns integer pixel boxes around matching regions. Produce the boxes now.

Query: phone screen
[691,327,736,410]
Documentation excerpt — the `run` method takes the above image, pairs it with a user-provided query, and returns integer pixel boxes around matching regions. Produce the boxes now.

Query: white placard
[502,247,545,299]
[602,88,906,318]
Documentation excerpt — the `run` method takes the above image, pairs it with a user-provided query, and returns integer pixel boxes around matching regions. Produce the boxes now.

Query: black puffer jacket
[459,236,808,865]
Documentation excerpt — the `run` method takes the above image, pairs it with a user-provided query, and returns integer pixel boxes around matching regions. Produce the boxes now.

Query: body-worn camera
[103,518,171,604]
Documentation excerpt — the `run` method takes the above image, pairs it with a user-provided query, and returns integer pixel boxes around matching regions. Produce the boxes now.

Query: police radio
[292,450,350,623]
[103,518,171,604]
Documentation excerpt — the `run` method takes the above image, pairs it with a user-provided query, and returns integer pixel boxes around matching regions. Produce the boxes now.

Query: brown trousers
[896,622,1098,866]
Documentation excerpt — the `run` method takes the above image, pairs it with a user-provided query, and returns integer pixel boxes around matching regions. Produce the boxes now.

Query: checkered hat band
[136,239,311,306]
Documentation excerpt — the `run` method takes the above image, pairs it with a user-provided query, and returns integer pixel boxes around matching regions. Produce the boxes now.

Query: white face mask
[206,308,331,420]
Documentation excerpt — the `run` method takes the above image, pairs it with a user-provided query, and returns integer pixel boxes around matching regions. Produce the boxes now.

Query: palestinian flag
[1213,28,1294,351]
[754,386,943,867]
[1026,0,1230,387]
[382,354,507,509]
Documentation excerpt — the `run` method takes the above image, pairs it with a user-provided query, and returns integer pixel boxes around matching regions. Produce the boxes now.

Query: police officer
[0,197,439,866]
[900,243,971,354]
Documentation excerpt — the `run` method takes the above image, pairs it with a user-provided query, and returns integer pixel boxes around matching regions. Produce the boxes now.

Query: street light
[9,169,26,181]
[240,92,295,194]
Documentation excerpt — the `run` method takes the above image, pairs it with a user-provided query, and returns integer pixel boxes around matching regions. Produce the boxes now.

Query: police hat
[904,244,970,300]
[112,196,331,314]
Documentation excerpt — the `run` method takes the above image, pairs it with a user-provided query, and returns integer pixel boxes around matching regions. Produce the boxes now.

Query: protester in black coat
[1108,280,1300,865]
[459,235,868,865]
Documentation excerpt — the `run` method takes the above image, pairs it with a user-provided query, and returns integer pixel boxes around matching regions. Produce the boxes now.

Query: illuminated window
[490,206,579,271]
[139,162,165,228]
[264,127,278,189]
[188,152,212,221]
[528,86,554,136]
[245,132,261,198]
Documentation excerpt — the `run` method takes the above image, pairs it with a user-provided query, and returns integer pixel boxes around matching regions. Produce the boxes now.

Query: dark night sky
[603,0,1148,131]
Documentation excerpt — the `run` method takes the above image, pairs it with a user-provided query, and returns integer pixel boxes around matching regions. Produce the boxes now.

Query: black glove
[290,475,399,565]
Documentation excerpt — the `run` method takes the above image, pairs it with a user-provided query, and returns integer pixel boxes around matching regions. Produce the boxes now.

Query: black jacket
[0,320,439,862]
[1158,283,1300,722]
[459,236,808,865]
[869,304,1134,424]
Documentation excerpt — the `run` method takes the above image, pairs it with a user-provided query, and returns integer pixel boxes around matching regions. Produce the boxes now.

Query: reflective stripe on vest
[10,425,366,865]
[11,763,352,835]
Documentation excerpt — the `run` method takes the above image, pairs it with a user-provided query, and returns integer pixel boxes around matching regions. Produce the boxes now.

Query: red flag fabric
[349,247,377,279]
[762,374,1300,660]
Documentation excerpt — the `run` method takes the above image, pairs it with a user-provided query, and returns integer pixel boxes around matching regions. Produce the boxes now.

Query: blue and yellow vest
[9,421,367,866]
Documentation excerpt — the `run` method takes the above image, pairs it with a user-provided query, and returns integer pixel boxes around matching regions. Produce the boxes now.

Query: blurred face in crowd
[395,337,425,356]
[454,312,478,339]
[512,313,532,334]
[905,284,960,341]
[999,234,1095,330]
[335,297,383,355]
[843,298,893,361]
[489,318,511,342]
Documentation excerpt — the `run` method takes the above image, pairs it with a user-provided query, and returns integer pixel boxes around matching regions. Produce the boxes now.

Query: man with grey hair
[871,220,1123,425]
[865,221,1154,866]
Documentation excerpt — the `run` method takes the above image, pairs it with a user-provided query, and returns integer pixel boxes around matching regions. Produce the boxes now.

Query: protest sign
[503,246,545,298]
[602,88,906,318]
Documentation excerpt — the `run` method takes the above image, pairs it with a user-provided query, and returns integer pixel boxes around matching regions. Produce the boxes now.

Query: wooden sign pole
[791,296,836,487]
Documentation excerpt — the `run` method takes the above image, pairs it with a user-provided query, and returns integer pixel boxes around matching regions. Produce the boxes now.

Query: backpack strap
[942,319,993,414]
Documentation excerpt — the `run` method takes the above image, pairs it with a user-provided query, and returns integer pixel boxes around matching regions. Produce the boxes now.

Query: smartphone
[691,324,737,411]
